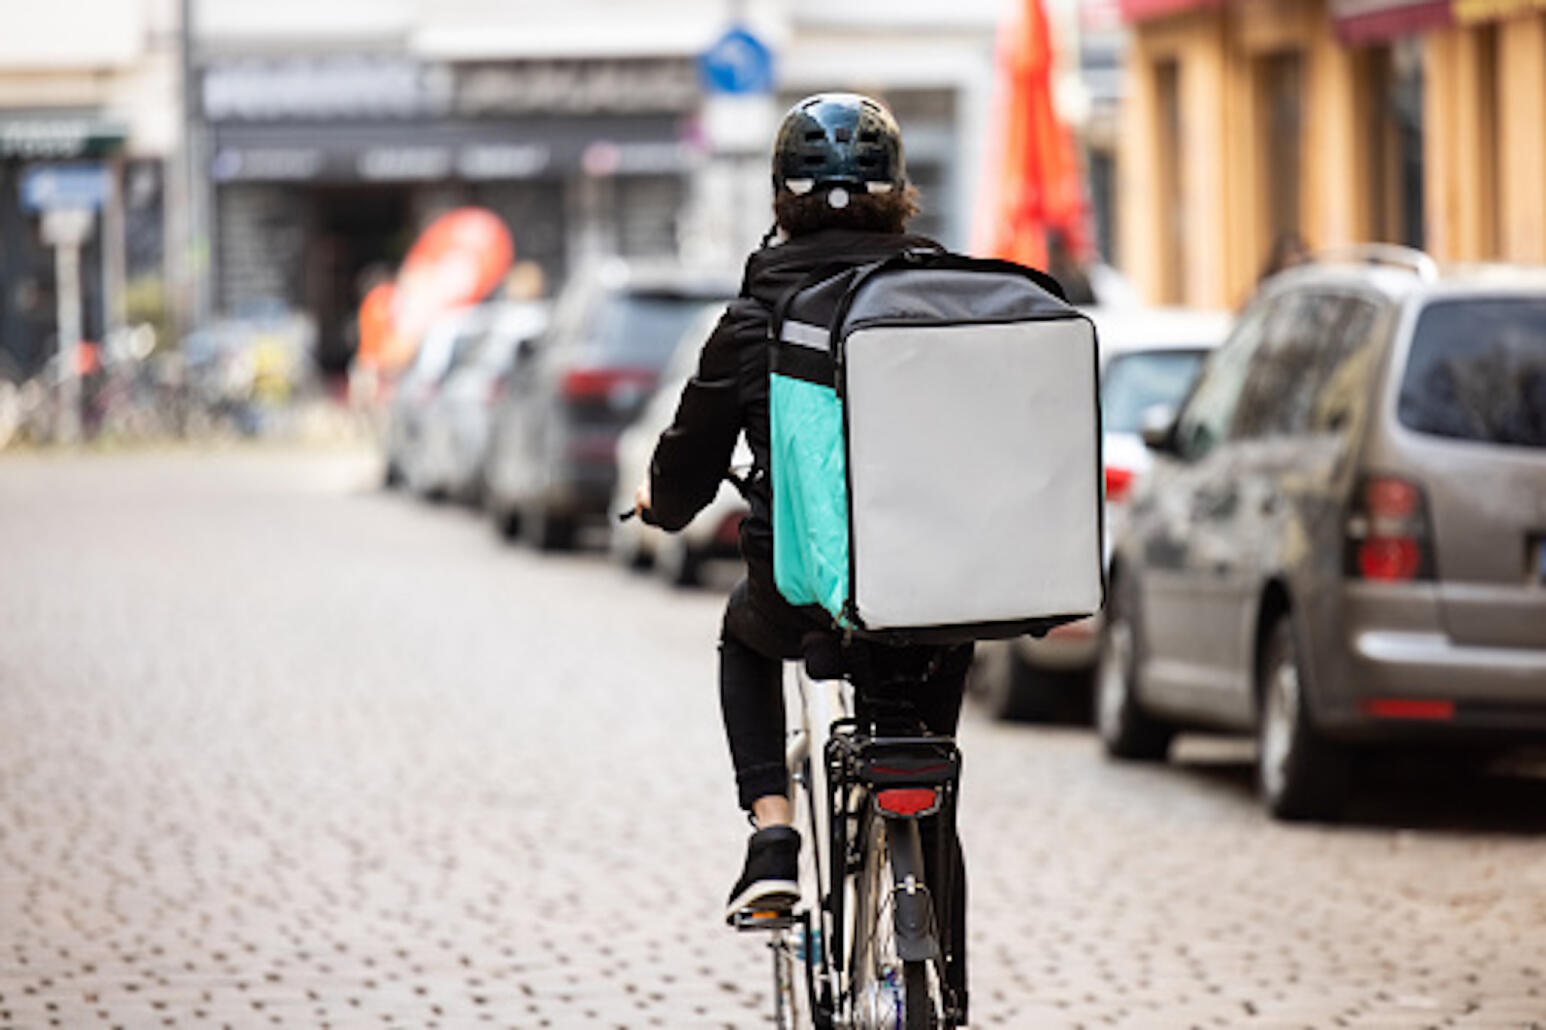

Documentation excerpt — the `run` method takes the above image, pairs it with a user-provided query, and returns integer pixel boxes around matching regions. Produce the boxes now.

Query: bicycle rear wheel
[849,813,940,1030]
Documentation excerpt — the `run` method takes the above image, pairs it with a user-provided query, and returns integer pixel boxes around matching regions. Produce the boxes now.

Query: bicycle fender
[884,819,941,963]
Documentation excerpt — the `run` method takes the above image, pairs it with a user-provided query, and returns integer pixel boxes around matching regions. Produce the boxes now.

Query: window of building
[1255,51,1304,269]
[1154,58,1184,305]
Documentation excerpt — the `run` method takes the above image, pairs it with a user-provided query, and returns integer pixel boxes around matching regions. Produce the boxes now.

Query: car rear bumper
[1318,616,1546,739]
[1013,613,1102,672]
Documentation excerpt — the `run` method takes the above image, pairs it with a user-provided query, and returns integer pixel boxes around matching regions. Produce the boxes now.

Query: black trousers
[718,578,972,1015]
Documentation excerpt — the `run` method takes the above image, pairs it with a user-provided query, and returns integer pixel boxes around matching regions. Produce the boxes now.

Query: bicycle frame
[766,664,963,1029]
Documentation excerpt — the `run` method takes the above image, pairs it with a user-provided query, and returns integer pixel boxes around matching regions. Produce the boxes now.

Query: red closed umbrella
[978,0,1090,270]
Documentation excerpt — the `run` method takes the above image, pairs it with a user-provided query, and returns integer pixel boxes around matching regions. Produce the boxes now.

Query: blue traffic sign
[699,26,775,95]
[21,163,109,213]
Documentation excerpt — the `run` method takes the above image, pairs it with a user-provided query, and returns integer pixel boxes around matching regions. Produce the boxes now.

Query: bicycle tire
[850,813,939,1030]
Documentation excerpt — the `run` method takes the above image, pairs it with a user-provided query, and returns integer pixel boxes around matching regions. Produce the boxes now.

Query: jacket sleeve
[647,300,758,532]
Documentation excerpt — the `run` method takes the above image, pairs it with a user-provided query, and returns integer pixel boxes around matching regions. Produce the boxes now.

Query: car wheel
[1257,614,1351,821]
[1095,574,1173,761]
[521,502,574,552]
[656,535,701,587]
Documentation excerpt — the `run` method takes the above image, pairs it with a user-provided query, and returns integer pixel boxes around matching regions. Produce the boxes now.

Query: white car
[610,304,751,586]
[384,305,483,491]
[975,305,1233,720]
[415,302,548,502]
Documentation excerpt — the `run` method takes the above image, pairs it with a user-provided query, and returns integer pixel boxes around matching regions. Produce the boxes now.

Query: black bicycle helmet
[772,93,906,209]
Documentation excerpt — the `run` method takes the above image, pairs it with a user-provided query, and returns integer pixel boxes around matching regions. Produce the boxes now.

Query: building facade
[189,0,1003,371]
[0,0,181,378]
[1117,0,1546,308]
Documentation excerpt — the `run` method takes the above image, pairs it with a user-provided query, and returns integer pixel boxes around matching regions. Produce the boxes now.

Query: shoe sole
[724,879,800,924]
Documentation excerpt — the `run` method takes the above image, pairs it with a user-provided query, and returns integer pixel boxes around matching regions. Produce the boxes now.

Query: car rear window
[588,292,721,367]
[1397,298,1546,448]
[1101,349,1209,433]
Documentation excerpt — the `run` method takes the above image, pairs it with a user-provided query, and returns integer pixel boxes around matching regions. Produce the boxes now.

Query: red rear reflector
[1362,699,1455,720]
[1104,465,1135,503]
[875,788,939,817]
[1358,537,1422,581]
[1366,477,1419,519]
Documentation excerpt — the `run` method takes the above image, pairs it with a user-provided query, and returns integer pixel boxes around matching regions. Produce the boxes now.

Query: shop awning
[0,115,126,160]
[1118,0,1222,23]
[1331,0,1453,42]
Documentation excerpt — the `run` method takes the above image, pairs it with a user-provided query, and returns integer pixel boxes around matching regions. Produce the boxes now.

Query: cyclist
[631,92,972,1020]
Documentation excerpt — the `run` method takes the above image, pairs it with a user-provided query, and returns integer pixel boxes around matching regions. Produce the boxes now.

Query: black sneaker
[724,825,800,924]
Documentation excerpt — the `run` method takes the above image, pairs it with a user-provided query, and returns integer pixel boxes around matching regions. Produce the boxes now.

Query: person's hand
[632,477,652,519]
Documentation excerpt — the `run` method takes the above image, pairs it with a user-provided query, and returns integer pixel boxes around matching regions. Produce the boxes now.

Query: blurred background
[1,0,1541,445]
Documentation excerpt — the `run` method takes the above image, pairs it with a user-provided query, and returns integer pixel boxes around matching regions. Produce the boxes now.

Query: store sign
[1330,0,1452,40]
[0,117,126,159]
[203,57,454,122]
[453,59,699,117]
[21,164,109,213]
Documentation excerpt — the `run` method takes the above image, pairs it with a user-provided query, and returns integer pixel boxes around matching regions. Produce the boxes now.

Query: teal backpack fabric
[768,371,850,620]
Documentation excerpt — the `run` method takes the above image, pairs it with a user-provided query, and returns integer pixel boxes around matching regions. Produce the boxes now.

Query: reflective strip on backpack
[779,320,829,351]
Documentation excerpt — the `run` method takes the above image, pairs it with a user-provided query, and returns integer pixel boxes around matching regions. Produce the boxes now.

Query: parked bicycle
[733,637,966,1030]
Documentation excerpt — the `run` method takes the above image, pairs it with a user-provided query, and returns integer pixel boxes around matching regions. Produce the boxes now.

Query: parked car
[383,305,483,490]
[483,260,739,549]
[1096,247,1546,820]
[610,304,751,586]
[975,306,1232,721]
[413,301,548,502]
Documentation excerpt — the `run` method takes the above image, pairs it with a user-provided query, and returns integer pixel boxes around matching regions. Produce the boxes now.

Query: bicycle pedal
[731,907,798,932]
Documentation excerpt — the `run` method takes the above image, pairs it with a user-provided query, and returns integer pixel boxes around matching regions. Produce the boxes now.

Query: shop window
[1361,40,1425,249]
[1254,51,1303,268]
[1154,58,1184,305]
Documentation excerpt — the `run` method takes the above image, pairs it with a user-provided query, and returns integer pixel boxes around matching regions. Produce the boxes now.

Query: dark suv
[1097,248,1546,819]
[482,260,738,549]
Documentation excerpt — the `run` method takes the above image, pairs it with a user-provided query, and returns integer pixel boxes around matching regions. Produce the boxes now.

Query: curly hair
[774,183,921,237]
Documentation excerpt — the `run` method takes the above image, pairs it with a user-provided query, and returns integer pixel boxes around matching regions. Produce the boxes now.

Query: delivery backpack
[767,247,1104,644]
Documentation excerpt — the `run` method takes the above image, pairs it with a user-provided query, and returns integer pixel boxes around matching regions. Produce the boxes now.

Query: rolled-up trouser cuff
[735,760,790,811]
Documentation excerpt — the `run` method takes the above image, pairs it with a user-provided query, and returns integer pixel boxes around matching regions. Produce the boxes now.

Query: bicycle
[733,637,966,1030]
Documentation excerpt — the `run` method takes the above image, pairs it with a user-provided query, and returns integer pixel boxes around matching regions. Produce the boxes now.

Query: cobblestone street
[3,448,1546,1029]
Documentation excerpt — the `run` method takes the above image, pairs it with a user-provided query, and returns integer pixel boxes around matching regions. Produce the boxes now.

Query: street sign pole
[24,165,108,444]
[40,208,95,444]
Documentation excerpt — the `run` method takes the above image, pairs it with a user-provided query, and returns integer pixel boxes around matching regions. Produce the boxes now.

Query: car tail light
[1104,465,1135,503]
[562,367,656,405]
[1361,698,1455,720]
[1345,475,1435,582]
[874,788,941,817]
[714,512,744,546]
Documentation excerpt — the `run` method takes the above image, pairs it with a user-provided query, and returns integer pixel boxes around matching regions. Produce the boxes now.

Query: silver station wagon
[1097,248,1546,820]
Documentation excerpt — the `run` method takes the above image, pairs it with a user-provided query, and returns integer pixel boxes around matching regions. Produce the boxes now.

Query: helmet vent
[859,131,879,143]
[804,130,825,142]
[802,154,825,166]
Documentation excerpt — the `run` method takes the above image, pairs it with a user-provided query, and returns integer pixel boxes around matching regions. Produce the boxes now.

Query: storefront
[201,55,702,370]
[0,114,128,378]
[1117,0,1543,307]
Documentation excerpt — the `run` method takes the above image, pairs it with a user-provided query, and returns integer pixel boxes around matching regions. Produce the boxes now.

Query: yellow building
[1118,0,1546,307]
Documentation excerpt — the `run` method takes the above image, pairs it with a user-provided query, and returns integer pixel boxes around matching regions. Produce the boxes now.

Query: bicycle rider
[631,92,973,1020]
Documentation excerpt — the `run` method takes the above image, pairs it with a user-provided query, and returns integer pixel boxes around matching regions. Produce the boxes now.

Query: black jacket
[648,227,938,652]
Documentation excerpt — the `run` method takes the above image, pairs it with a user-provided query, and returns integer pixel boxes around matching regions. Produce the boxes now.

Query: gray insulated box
[836,263,1105,635]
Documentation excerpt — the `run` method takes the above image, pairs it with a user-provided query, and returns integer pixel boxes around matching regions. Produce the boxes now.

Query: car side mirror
[1139,404,1177,453]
